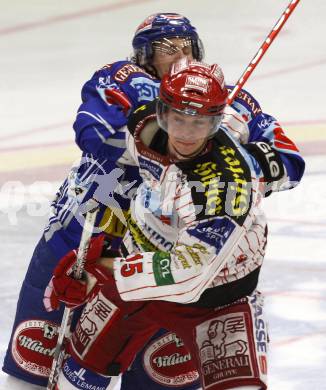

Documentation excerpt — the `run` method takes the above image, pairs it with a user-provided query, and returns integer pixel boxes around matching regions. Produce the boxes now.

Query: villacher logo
[143,332,199,387]
[11,319,58,377]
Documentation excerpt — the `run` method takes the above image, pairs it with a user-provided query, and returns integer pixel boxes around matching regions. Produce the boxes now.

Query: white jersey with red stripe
[113,104,267,304]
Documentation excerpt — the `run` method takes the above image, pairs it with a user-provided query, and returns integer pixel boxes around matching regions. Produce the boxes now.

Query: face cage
[156,99,224,141]
[152,37,192,56]
[134,36,204,67]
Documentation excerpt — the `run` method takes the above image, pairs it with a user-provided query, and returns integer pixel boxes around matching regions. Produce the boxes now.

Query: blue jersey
[74,61,160,160]
[44,61,160,258]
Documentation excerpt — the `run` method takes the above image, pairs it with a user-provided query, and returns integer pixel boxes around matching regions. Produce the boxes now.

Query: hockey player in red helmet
[49,59,279,390]
[157,59,228,158]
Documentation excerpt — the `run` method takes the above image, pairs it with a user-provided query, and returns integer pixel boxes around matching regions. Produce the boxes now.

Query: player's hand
[43,235,115,311]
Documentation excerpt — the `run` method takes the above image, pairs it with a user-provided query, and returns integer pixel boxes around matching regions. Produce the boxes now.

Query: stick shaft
[74,199,100,279]
[227,0,301,105]
[47,202,99,390]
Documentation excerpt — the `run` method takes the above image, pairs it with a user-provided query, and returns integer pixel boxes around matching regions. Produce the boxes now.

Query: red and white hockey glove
[43,235,116,312]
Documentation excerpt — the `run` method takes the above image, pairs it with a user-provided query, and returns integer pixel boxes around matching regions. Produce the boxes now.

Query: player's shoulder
[127,99,157,136]
[82,60,159,103]
[95,60,157,84]
[227,85,262,120]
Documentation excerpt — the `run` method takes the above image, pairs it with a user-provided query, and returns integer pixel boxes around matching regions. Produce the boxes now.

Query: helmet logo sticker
[185,75,209,93]
[212,64,225,88]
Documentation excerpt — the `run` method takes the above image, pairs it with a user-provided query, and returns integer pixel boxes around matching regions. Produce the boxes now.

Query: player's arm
[224,87,305,195]
[112,211,255,304]
[73,61,159,161]
[45,218,247,309]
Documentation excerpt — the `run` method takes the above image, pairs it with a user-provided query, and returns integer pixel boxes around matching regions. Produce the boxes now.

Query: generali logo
[143,332,199,387]
[11,319,58,377]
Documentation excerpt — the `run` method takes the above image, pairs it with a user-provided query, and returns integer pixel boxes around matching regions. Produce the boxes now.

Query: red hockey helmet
[157,58,228,138]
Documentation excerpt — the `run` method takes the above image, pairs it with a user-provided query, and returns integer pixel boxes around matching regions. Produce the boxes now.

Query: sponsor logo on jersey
[130,77,160,102]
[249,292,268,379]
[250,292,268,355]
[127,211,174,251]
[175,243,209,268]
[257,116,273,130]
[144,222,174,250]
[153,252,175,286]
[98,75,114,88]
[219,145,251,217]
[61,357,109,390]
[72,291,119,358]
[11,319,58,377]
[228,88,262,117]
[114,63,151,83]
[175,248,192,269]
[139,156,163,180]
[143,331,199,387]
[184,136,251,222]
[196,313,254,388]
[187,217,236,254]
[193,161,224,216]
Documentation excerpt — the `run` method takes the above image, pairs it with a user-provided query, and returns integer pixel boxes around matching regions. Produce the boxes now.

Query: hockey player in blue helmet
[132,13,204,77]
[2,12,205,390]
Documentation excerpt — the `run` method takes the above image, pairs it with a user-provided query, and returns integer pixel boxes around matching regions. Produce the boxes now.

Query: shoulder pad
[127,99,157,136]
[227,85,262,119]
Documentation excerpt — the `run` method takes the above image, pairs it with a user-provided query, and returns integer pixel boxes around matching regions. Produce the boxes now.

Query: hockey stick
[227,0,301,105]
[47,199,100,390]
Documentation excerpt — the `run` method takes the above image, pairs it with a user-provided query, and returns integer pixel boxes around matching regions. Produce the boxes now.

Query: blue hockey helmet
[132,13,204,67]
